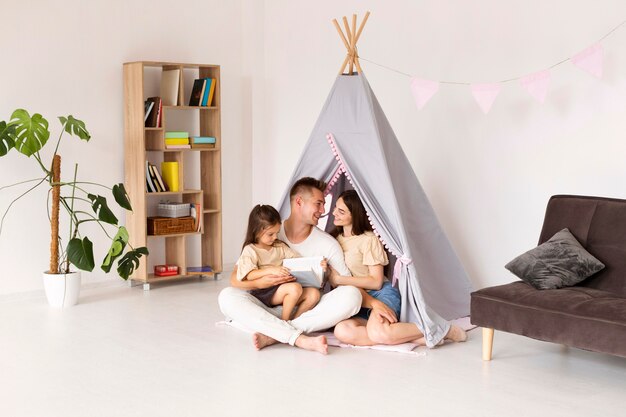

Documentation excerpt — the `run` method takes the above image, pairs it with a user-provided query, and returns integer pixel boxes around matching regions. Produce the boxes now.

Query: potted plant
[0,109,148,307]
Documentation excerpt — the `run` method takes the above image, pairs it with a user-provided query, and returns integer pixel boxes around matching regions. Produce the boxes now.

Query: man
[218,177,362,354]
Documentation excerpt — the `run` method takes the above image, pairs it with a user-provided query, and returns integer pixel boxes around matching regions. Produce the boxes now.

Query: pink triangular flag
[410,77,439,110]
[520,70,551,103]
[571,44,603,78]
[470,83,501,114]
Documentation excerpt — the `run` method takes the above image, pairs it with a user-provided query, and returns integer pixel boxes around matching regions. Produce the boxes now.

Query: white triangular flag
[572,44,603,78]
[470,83,501,114]
[520,70,551,103]
[410,77,439,110]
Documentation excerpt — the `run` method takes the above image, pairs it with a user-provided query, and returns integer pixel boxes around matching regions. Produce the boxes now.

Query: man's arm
[230,265,295,290]
[325,238,351,276]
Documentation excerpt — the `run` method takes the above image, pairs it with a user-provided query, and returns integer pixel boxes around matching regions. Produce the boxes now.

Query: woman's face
[332,197,352,227]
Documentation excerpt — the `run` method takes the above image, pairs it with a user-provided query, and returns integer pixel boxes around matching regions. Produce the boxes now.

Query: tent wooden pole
[338,55,350,75]
[350,14,357,74]
[354,11,370,45]
[332,19,351,53]
[342,16,353,74]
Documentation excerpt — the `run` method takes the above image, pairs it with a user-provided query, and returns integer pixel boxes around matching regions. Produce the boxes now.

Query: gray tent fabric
[277,73,473,347]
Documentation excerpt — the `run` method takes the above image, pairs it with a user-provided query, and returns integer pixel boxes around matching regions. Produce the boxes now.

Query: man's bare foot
[253,333,278,350]
[445,325,467,342]
[294,335,328,355]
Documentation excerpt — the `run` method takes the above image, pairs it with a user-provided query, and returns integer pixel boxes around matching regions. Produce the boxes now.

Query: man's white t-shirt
[279,225,351,277]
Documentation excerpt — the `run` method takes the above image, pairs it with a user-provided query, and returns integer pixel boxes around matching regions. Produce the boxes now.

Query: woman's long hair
[242,204,282,250]
[330,190,372,238]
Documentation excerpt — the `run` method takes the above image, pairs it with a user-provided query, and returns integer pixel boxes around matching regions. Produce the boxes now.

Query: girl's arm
[329,264,384,290]
[230,266,295,290]
[245,266,291,281]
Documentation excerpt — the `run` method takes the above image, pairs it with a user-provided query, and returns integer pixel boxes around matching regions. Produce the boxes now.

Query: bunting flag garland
[520,70,551,103]
[367,19,625,114]
[571,43,604,78]
[410,77,440,109]
[470,83,501,114]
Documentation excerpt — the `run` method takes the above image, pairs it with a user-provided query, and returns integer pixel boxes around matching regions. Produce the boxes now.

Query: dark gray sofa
[471,195,626,360]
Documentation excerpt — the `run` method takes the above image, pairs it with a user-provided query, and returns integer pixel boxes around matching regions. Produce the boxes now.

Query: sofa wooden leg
[482,328,494,361]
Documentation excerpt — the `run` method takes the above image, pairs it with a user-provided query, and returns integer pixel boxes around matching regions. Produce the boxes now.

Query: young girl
[237,204,321,321]
[329,190,467,346]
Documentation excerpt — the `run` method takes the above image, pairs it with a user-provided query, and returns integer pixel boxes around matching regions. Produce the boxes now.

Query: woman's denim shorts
[356,280,401,321]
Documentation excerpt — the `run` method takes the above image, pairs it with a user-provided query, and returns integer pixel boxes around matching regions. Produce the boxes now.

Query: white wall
[0,0,250,295]
[3,0,626,296]
[252,0,626,288]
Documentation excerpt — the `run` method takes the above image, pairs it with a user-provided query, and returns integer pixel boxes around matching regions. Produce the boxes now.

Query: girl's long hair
[242,204,282,251]
[330,190,372,238]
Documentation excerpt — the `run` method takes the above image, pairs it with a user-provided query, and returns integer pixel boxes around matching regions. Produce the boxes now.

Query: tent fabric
[277,73,473,347]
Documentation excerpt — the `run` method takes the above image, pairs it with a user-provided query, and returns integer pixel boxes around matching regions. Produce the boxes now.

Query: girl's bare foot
[445,325,467,342]
[253,333,278,350]
[295,335,328,355]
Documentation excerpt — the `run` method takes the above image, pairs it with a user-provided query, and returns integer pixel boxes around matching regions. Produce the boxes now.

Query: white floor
[1,276,625,417]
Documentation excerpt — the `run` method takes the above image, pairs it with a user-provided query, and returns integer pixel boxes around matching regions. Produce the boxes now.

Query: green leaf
[112,183,132,210]
[101,227,129,273]
[88,193,118,225]
[116,247,149,279]
[67,237,95,272]
[59,115,90,141]
[9,109,50,157]
[0,121,16,156]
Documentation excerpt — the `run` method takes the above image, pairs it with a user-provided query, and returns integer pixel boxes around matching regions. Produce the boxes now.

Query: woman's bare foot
[253,333,278,350]
[445,325,467,342]
[294,335,328,355]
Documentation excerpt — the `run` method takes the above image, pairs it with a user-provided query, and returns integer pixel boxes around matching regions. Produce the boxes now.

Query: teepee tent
[277,12,473,346]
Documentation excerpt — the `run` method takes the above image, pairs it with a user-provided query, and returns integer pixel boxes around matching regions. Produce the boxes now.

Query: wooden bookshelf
[123,61,222,290]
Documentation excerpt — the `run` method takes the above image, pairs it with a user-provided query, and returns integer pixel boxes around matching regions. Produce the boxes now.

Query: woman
[328,190,467,347]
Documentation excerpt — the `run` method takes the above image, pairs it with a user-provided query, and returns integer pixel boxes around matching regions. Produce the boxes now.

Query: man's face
[298,188,326,226]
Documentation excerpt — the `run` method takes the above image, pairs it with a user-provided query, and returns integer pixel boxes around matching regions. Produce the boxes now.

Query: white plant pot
[42,271,81,308]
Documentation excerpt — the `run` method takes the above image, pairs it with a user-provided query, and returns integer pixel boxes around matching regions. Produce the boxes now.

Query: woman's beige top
[336,231,389,277]
[236,241,299,281]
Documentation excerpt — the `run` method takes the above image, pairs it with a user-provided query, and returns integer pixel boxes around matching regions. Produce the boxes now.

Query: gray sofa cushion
[505,228,605,290]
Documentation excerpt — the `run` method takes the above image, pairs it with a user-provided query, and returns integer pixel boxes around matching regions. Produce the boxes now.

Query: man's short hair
[289,177,327,201]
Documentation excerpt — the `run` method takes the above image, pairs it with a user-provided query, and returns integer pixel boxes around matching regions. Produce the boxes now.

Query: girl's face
[257,223,281,247]
[332,197,352,227]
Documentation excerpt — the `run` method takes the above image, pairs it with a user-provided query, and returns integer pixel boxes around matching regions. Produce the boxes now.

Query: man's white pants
[218,286,362,345]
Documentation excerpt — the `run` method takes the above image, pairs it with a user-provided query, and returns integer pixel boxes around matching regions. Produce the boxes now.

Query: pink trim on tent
[326,133,412,286]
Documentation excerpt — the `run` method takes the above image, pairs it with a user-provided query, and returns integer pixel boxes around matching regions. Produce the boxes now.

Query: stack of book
[188,78,217,107]
[146,161,169,193]
[144,97,162,128]
[190,136,216,149]
[165,131,190,149]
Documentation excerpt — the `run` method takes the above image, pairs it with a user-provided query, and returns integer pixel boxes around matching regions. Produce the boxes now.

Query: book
[145,97,161,127]
[156,98,163,127]
[186,265,213,276]
[154,264,179,276]
[190,202,202,232]
[200,78,212,106]
[206,78,217,106]
[164,138,190,145]
[161,162,179,191]
[190,136,216,144]
[148,164,163,192]
[188,79,206,106]
[165,144,191,149]
[165,131,189,139]
[144,100,154,122]
[283,256,324,288]
[160,69,180,106]
[190,143,215,149]
[145,161,157,192]
[150,163,168,192]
